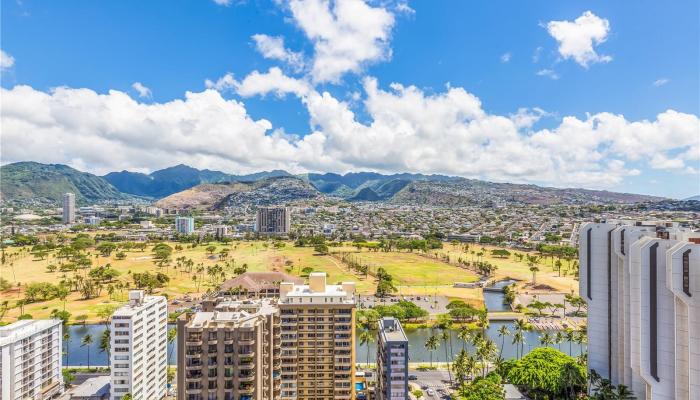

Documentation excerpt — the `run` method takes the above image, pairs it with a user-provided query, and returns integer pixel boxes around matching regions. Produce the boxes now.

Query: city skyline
[1,0,698,199]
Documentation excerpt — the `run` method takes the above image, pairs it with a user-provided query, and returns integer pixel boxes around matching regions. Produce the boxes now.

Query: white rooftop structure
[279,272,356,304]
[0,319,61,346]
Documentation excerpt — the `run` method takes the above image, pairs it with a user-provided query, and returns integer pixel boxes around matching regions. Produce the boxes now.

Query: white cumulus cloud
[2,82,698,189]
[235,67,311,97]
[205,73,237,92]
[288,0,395,83]
[653,78,669,87]
[545,11,612,68]
[251,34,305,71]
[131,82,152,98]
[206,68,311,98]
[1,49,15,70]
[500,52,511,63]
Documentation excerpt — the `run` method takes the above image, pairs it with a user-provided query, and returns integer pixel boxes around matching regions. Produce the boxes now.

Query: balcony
[186,362,203,370]
[239,338,255,346]
[186,337,203,345]
[238,384,254,394]
[185,373,203,381]
[238,373,255,382]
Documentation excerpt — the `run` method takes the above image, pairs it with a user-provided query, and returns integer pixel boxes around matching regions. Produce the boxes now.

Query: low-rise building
[218,272,304,298]
[68,375,110,400]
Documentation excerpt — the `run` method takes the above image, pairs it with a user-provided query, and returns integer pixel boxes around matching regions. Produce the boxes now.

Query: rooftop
[0,319,61,347]
[378,317,408,343]
[112,290,165,317]
[220,271,303,292]
[70,375,110,398]
[187,298,277,328]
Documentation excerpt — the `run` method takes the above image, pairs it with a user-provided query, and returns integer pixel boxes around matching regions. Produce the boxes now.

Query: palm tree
[565,329,575,356]
[613,385,636,400]
[529,265,540,285]
[452,350,468,395]
[463,353,477,382]
[560,361,585,399]
[513,318,528,358]
[81,334,94,369]
[457,325,472,351]
[496,325,510,359]
[539,332,553,347]
[167,327,177,364]
[63,331,71,365]
[359,329,374,367]
[425,335,440,368]
[555,331,565,351]
[475,338,497,378]
[99,329,110,359]
[440,330,453,386]
[512,330,525,360]
[477,311,489,336]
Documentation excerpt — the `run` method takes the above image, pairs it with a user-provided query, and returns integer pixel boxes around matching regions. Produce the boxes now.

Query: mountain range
[0,161,672,207]
[103,164,292,198]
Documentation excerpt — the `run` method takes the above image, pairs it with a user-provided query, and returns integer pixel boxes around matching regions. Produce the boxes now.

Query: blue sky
[1,0,699,198]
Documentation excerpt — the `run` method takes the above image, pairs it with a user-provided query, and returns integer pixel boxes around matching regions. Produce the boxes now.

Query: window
[620,229,625,255]
[586,228,592,300]
[683,249,691,297]
[649,243,659,382]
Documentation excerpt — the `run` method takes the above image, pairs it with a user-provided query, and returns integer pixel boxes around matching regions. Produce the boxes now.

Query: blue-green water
[62,322,584,367]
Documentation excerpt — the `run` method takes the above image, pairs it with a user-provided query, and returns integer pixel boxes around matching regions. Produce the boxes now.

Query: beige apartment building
[177,273,357,400]
[278,273,356,400]
[176,299,280,400]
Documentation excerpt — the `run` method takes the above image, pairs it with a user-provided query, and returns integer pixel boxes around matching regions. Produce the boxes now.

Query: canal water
[62,321,583,366]
[483,279,517,312]
[62,279,580,366]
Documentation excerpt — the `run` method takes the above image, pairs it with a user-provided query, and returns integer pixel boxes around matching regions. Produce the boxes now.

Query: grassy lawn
[330,248,479,285]
[431,243,580,294]
[2,241,468,322]
[1,241,566,323]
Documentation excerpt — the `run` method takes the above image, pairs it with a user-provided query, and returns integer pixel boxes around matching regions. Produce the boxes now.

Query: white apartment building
[579,221,700,400]
[0,319,64,400]
[175,216,195,235]
[110,290,168,400]
[62,192,75,224]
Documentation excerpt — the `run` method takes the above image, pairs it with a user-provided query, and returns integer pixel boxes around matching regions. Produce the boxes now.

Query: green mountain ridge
[0,161,669,207]
[0,162,130,205]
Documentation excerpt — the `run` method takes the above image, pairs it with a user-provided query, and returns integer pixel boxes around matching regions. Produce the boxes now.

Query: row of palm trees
[420,319,588,391]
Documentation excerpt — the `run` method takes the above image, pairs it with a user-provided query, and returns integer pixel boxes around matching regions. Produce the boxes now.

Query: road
[411,369,453,399]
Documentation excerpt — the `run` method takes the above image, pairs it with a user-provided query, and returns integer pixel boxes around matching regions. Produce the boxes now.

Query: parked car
[408,375,418,380]
[426,388,436,396]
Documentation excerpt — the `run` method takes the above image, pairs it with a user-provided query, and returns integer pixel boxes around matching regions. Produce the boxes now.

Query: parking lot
[410,369,453,399]
[357,293,451,314]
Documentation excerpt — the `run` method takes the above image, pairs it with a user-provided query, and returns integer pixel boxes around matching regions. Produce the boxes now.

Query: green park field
[0,238,577,323]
